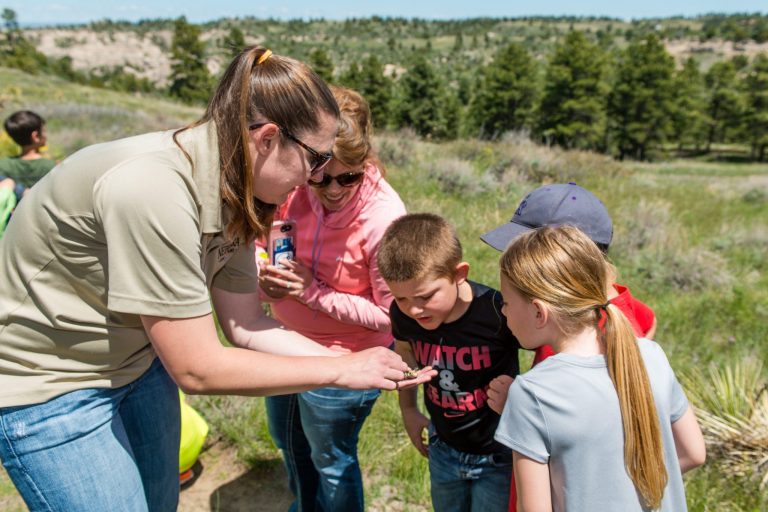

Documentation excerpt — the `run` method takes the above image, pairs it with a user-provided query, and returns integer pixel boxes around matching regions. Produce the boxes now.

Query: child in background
[0,110,56,189]
[482,182,656,371]
[495,225,705,511]
[378,213,521,512]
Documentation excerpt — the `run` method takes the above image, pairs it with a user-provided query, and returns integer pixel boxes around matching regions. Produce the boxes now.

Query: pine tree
[744,53,768,161]
[607,34,676,160]
[309,48,334,83]
[392,55,456,139]
[671,58,708,152]
[704,61,744,151]
[537,30,608,150]
[339,62,363,91]
[357,55,392,128]
[0,8,48,74]
[467,42,537,139]
[222,26,246,58]
[453,32,464,52]
[169,16,213,105]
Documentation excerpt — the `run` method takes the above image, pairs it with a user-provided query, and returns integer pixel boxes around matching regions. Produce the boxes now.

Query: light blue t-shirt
[495,339,689,511]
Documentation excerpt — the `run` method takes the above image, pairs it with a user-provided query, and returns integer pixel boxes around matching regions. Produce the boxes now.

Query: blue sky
[6,0,767,26]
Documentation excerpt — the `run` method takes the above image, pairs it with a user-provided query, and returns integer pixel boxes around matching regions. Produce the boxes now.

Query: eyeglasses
[249,122,333,177]
[307,171,365,188]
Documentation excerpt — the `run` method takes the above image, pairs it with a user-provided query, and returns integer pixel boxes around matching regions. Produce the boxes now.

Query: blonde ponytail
[603,303,667,509]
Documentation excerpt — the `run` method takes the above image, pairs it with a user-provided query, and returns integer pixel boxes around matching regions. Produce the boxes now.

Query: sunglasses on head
[249,122,334,177]
[308,171,365,188]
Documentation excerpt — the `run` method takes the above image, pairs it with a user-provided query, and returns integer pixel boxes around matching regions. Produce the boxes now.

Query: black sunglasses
[308,171,365,188]
[249,122,333,176]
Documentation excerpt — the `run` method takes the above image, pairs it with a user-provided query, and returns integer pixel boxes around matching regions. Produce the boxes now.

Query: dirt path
[179,442,293,512]
[2,441,421,511]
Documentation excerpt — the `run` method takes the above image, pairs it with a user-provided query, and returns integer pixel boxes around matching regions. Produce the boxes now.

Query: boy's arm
[396,339,429,457]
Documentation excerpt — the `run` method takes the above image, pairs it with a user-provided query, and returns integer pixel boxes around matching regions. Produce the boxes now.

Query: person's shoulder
[38,157,56,168]
[637,337,662,352]
[637,338,670,368]
[509,369,544,400]
[389,298,405,321]
[21,158,55,171]
[464,280,519,343]
[0,156,17,171]
[94,151,195,209]
[280,186,311,218]
[362,171,406,214]
[613,282,653,310]
[468,280,503,307]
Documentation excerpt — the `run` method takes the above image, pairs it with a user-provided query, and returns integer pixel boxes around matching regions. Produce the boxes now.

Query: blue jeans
[0,358,180,512]
[428,428,512,512]
[266,387,380,512]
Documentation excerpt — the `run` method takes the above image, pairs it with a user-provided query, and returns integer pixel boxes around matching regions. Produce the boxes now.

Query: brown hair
[377,213,462,283]
[499,226,668,509]
[174,46,339,242]
[4,110,45,146]
[329,85,384,174]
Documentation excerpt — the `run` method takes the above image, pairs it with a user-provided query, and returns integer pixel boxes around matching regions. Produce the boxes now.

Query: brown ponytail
[175,46,339,242]
[499,226,668,509]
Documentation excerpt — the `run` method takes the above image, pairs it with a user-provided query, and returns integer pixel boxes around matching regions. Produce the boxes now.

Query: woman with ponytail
[495,226,705,511]
[0,47,429,511]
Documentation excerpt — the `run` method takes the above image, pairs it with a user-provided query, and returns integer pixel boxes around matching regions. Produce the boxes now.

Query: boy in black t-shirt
[377,213,520,512]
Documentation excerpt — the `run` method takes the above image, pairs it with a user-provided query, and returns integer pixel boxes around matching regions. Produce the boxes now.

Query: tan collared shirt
[0,122,257,407]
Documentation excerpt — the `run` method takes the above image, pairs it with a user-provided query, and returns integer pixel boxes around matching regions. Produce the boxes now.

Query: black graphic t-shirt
[391,281,520,454]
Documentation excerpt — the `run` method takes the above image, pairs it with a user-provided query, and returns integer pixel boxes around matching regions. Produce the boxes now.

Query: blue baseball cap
[480,183,613,251]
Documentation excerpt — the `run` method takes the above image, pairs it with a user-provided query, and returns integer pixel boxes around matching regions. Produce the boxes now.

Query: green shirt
[0,156,56,187]
[0,122,258,407]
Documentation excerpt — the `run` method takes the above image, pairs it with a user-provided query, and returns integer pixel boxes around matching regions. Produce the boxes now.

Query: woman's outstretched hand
[394,367,436,391]
[330,347,436,390]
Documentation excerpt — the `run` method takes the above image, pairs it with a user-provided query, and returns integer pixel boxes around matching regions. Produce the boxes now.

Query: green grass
[2,68,767,510]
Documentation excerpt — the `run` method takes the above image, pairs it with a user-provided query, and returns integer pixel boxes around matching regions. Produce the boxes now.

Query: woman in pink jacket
[258,86,407,512]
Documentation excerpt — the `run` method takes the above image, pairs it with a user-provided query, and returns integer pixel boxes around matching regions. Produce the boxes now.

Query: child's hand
[487,375,514,414]
[401,407,429,457]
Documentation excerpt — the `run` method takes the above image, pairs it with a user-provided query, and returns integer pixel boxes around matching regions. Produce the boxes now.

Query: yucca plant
[681,358,768,488]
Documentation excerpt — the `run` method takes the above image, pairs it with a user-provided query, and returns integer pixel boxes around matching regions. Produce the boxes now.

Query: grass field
[1,67,767,510]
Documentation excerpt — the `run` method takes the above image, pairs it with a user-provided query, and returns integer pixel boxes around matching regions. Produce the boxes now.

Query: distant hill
[21,15,768,88]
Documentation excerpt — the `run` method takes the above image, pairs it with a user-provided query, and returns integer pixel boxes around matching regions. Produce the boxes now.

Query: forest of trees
[2,8,768,161]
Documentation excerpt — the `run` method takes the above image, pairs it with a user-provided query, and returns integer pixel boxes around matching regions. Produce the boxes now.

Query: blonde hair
[499,226,667,509]
[329,85,384,174]
[377,213,461,283]
[175,46,339,243]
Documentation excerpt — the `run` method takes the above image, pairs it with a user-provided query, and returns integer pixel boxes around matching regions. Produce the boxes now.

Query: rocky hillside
[22,18,768,88]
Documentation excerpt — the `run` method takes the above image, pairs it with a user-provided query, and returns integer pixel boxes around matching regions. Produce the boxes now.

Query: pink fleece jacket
[264,163,406,352]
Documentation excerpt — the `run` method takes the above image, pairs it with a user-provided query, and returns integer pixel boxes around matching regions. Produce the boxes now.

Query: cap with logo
[480,183,613,251]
